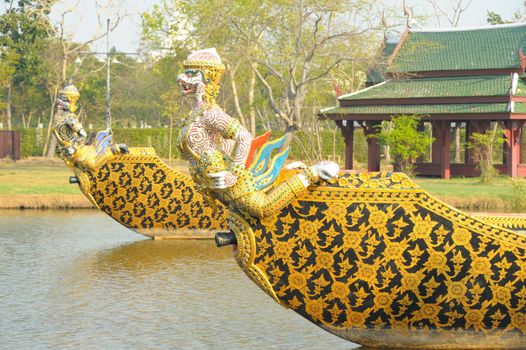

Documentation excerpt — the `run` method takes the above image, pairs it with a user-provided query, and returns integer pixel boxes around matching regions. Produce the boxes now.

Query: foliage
[486,11,508,25]
[510,178,526,209]
[0,48,19,87]
[0,0,51,129]
[467,131,504,184]
[0,0,51,81]
[19,127,45,157]
[0,0,447,164]
[18,127,356,162]
[375,115,433,175]
[487,1,526,24]
[140,0,384,161]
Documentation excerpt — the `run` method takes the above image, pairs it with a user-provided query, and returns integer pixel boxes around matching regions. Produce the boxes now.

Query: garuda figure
[176,48,339,218]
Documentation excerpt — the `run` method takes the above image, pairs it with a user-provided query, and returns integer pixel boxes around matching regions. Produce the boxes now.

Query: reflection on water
[0,210,360,349]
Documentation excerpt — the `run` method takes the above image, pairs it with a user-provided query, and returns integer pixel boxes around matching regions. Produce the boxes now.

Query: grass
[0,158,92,209]
[0,158,80,195]
[414,176,515,210]
[1,158,525,210]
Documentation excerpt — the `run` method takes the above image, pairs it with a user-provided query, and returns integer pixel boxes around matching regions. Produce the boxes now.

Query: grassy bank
[1,158,526,210]
[414,177,525,210]
[0,158,93,209]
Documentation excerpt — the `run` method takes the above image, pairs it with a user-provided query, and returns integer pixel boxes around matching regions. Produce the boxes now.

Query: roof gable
[366,42,397,83]
[389,23,526,73]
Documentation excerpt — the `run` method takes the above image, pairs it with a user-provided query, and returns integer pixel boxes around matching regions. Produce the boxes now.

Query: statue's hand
[311,161,340,181]
[208,171,238,189]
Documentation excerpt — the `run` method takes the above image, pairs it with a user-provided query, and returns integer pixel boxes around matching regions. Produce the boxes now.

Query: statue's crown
[59,84,80,112]
[183,48,225,71]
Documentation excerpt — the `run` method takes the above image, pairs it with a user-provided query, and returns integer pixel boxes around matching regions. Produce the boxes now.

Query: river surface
[0,210,359,350]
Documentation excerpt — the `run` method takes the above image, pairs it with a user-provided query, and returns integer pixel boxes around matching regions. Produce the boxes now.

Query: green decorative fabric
[389,24,526,73]
[341,75,512,100]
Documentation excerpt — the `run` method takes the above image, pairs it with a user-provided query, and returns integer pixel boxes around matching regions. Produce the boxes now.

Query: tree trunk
[248,63,257,135]
[43,87,58,157]
[227,64,247,127]
[384,121,392,162]
[6,82,12,130]
[393,155,402,172]
[27,111,33,128]
[453,123,461,162]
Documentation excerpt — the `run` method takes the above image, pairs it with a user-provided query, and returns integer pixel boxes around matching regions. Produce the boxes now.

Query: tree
[375,115,433,175]
[487,1,526,24]
[426,0,473,27]
[0,0,52,130]
[0,47,19,127]
[40,1,124,156]
[142,0,272,135]
[142,0,384,132]
[467,131,504,184]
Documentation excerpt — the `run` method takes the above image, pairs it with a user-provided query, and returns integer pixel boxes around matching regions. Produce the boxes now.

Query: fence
[0,131,20,160]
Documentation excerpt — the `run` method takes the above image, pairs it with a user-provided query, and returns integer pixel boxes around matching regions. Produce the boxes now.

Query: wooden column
[431,121,451,178]
[504,120,524,178]
[336,120,354,170]
[440,121,451,179]
[464,121,471,164]
[362,121,381,172]
[431,121,442,164]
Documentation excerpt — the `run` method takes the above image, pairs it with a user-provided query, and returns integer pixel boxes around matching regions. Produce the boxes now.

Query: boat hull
[73,147,228,238]
[67,142,526,238]
[229,172,526,349]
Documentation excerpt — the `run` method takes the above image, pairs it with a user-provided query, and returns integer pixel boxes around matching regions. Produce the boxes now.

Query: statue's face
[57,95,72,112]
[177,69,206,100]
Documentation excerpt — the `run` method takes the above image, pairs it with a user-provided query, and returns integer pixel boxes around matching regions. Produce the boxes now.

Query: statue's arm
[201,109,253,167]
[65,114,87,139]
[220,138,235,155]
[237,162,340,218]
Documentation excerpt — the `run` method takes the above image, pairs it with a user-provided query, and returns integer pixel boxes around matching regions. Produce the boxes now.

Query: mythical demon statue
[53,84,88,163]
[52,84,126,171]
[176,48,339,218]
[175,49,526,349]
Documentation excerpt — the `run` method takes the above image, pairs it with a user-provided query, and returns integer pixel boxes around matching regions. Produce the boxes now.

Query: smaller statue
[53,84,88,161]
[177,48,339,218]
[53,83,127,171]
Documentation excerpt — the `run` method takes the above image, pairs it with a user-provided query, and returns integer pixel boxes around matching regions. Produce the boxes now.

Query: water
[0,210,357,350]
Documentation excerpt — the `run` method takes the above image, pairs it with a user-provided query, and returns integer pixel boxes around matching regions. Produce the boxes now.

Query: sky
[3,0,524,53]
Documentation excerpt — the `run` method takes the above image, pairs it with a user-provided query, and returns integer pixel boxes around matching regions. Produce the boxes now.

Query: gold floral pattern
[229,172,526,348]
[75,147,228,236]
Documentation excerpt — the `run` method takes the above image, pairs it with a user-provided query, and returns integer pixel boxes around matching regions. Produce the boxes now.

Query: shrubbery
[18,127,368,163]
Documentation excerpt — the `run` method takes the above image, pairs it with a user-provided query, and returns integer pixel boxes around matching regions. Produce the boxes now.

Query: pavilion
[319,23,526,178]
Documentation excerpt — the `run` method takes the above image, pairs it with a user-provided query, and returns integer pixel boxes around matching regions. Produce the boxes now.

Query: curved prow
[228,171,526,349]
[71,147,228,239]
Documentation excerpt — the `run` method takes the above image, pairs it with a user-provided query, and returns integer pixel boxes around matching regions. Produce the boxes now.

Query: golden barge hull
[72,147,228,238]
[228,172,526,349]
[68,143,526,240]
